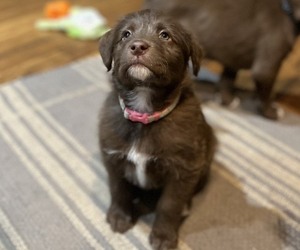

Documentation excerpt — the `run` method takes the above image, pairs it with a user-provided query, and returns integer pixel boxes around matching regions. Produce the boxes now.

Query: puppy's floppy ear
[99,29,115,71]
[189,37,202,76]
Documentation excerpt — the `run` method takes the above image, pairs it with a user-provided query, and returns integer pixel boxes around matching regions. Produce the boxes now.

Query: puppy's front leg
[150,176,198,250]
[105,160,136,233]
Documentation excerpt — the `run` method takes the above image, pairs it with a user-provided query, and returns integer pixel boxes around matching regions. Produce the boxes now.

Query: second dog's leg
[251,38,289,120]
[254,79,278,119]
[252,62,282,120]
[220,67,237,106]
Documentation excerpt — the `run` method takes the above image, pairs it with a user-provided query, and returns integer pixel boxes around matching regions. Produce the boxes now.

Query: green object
[35,6,109,40]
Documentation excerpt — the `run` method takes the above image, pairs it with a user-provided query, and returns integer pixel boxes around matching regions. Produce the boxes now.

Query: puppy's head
[99,10,202,89]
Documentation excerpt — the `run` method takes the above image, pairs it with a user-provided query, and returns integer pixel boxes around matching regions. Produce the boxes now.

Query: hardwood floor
[0,0,299,114]
[0,0,142,83]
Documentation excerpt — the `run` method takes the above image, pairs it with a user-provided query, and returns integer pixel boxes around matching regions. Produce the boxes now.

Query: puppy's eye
[159,31,170,40]
[122,30,132,40]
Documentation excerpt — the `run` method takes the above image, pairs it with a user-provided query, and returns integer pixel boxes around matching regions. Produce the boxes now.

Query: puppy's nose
[130,40,149,55]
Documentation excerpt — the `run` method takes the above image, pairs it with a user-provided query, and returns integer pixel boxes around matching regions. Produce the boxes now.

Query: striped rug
[0,56,299,250]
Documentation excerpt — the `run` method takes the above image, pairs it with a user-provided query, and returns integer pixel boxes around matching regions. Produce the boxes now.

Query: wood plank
[0,0,142,83]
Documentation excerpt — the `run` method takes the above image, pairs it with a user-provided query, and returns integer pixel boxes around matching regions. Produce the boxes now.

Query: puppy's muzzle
[130,40,150,56]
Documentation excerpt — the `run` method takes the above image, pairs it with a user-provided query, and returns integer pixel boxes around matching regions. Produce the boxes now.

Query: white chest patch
[127,145,150,188]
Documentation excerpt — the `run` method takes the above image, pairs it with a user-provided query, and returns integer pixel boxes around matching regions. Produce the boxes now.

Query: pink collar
[118,94,180,124]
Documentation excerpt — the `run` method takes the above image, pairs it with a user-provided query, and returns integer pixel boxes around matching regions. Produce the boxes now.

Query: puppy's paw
[150,228,178,250]
[107,205,134,233]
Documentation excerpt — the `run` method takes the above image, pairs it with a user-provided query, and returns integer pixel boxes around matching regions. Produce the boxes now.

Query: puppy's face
[99,10,202,89]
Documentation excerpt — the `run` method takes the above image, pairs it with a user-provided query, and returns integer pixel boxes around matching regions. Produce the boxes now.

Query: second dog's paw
[228,96,240,109]
[149,229,178,250]
[217,94,240,109]
[260,103,284,120]
[220,93,236,106]
[107,205,134,233]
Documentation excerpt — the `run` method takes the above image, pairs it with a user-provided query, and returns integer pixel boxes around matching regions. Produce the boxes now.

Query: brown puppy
[145,0,300,119]
[98,10,215,250]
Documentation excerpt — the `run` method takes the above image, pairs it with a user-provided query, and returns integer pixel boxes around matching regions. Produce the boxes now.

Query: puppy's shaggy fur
[145,0,300,119]
[98,10,215,250]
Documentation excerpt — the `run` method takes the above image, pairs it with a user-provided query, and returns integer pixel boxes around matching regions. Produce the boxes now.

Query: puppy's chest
[123,144,164,189]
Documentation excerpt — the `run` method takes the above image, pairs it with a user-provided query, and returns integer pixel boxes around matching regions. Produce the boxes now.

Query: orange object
[44,1,70,19]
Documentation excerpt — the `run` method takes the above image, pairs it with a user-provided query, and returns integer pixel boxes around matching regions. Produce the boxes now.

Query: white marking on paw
[276,105,285,119]
[228,97,240,109]
[182,204,191,217]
